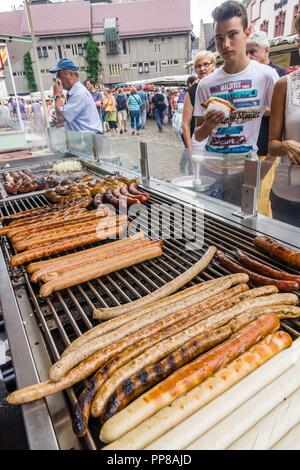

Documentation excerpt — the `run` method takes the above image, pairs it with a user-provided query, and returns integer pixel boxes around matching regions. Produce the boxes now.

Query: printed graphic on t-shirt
[207,79,262,155]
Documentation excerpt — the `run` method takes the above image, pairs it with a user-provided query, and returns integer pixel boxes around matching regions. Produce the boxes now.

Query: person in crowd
[102,88,118,136]
[49,58,102,133]
[193,0,278,205]
[30,100,44,130]
[152,87,167,132]
[86,79,103,123]
[115,87,128,134]
[180,51,216,175]
[137,86,148,130]
[0,99,12,128]
[267,14,300,227]
[160,86,169,118]
[127,87,142,136]
[246,31,286,216]
[170,89,179,117]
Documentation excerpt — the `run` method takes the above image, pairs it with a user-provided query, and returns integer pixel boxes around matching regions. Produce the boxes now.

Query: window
[122,40,127,55]
[173,59,179,65]
[292,1,300,33]
[161,60,167,66]
[42,46,48,58]
[149,38,154,43]
[130,62,137,68]
[167,59,173,65]
[109,64,121,76]
[150,61,155,67]
[78,44,83,56]
[274,10,286,37]
[71,44,78,56]
[65,44,71,50]
[48,45,53,50]
[260,20,269,34]
[138,62,143,73]
[101,42,106,47]
[167,37,172,40]
[144,62,149,73]
[80,66,86,72]
[161,38,165,42]
[37,47,42,59]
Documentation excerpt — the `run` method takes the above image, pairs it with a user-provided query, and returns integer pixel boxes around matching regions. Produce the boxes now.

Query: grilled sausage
[101,326,232,422]
[91,308,282,420]
[27,233,144,274]
[120,185,148,203]
[40,242,163,297]
[254,236,300,268]
[10,221,128,266]
[73,319,229,436]
[101,331,292,449]
[65,275,246,358]
[93,246,218,319]
[235,249,300,284]
[128,182,151,201]
[30,234,146,282]
[49,280,234,382]
[216,250,299,292]
[98,313,280,442]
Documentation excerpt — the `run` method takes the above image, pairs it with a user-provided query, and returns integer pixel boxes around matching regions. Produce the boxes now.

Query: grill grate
[1,190,299,449]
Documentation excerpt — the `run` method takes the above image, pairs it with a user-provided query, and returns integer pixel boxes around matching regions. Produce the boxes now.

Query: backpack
[116,94,127,110]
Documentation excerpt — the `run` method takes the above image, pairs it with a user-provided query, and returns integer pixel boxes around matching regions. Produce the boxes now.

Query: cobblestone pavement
[103,118,185,183]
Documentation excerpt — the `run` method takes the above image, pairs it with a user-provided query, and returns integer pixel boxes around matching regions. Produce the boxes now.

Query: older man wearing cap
[50,58,102,133]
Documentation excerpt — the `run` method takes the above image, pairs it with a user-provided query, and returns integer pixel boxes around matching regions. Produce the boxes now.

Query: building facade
[245,0,300,38]
[0,0,192,94]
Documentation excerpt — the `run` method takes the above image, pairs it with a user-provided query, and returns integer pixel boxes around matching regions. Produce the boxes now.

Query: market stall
[0,129,299,450]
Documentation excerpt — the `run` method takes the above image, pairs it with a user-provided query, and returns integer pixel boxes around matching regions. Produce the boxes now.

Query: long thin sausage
[101,331,291,448]
[49,280,234,381]
[27,232,144,274]
[216,250,299,292]
[40,242,163,297]
[92,246,218,320]
[98,314,279,442]
[64,274,249,357]
[33,238,155,283]
[10,222,128,266]
[235,249,300,284]
[254,236,300,268]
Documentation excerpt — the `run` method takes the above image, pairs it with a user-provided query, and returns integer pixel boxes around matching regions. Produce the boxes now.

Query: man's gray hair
[247,31,269,48]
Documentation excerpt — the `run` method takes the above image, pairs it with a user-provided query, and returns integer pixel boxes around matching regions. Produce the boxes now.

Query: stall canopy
[116,74,190,89]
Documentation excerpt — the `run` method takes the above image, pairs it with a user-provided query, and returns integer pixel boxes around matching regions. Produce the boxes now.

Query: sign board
[0,46,7,71]
[270,52,291,68]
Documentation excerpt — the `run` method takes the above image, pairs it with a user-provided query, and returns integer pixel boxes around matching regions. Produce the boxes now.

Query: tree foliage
[23,51,38,92]
[84,35,100,82]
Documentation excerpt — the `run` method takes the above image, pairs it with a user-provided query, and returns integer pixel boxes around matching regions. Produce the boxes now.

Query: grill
[0,187,299,450]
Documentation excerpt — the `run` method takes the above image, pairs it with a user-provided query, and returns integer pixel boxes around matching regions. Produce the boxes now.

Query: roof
[20,1,91,36]
[91,0,191,37]
[0,0,191,38]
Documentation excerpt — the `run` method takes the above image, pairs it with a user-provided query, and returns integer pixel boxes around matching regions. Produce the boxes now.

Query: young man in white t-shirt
[194,1,278,156]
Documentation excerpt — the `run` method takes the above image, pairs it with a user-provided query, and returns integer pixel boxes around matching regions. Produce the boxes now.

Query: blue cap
[49,58,79,73]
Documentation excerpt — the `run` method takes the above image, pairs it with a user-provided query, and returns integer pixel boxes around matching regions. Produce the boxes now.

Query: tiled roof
[91,0,191,37]
[20,1,91,36]
[0,0,190,38]
[0,10,23,36]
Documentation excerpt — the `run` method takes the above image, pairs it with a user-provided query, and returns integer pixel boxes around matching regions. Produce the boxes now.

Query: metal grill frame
[0,157,299,449]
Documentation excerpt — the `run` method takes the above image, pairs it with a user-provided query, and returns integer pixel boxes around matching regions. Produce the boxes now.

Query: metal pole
[23,0,49,129]
[6,46,25,132]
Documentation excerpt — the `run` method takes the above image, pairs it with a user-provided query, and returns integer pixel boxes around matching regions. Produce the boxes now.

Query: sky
[0,0,224,34]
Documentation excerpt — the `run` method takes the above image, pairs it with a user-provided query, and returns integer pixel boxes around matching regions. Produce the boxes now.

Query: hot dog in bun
[206,97,235,112]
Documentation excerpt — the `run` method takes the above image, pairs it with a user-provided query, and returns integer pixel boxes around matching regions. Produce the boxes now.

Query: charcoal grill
[0,160,299,449]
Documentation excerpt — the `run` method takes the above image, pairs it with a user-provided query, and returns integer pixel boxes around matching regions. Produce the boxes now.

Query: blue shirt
[127,94,142,112]
[137,91,147,110]
[61,81,102,133]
